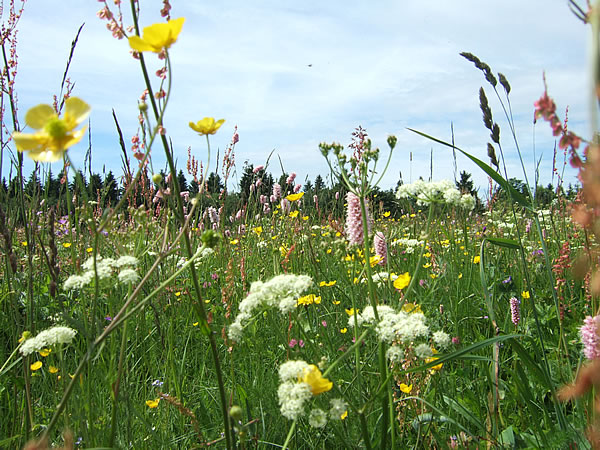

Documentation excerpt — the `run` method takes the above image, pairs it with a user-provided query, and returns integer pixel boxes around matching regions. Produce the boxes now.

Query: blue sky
[6,1,590,197]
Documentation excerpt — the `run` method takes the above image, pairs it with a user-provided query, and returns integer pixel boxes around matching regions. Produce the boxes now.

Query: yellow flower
[21,241,27,247]
[193,322,199,326]
[30,361,43,371]
[286,192,304,202]
[300,365,333,395]
[399,383,413,394]
[340,327,347,334]
[393,272,411,290]
[12,97,90,162]
[18,331,31,343]
[62,242,71,248]
[345,308,358,316]
[383,211,391,217]
[472,255,480,264]
[146,398,160,408]
[289,210,299,218]
[189,117,225,136]
[302,216,309,221]
[341,410,348,420]
[426,356,443,371]
[86,247,93,253]
[128,17,185,53]
[39,348,51,357]
[298,294,319,306]
[49,366,59,374]
[230,239,239,245]
[253,226,263,235]
[332,299,341,305]
[319,280,336,287]
[369,255,383,267]
[521,290,530,299]
[401,303,422,314]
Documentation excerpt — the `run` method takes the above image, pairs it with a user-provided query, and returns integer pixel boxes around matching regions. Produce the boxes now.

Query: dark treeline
[0,164,578,224]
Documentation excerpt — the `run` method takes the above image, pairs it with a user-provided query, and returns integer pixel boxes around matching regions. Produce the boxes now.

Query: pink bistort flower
[581,315,600,360]
[345,192,371,246]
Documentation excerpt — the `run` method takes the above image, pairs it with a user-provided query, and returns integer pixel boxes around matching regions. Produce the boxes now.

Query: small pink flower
[321,321,327,327]
[373,231,387,265]
[253,165,264,174]
[345,192,371,246]
[289,339,297,348]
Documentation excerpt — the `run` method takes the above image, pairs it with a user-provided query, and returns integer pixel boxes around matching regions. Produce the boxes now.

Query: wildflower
[12,97,90,162]
[581,315,600,360]
[393,272,411,290]
[30,361,43,371]
[472,255,480,264]
[329,398,348,420]
[345,192,371,246]
[386,346,405,364]
[118,268,140,284]
[300,364,333,395]
[373,231,387,265]
[20,326,77,356]
[114,255,139,267]
[521,290,530,299]
[286,192,304,202]
[49,366,59,374]
[340,327,347,334]
[146,398,160,408]
[319,280,336,287]
[189,117,225,136]
[432,330,451,349]
[229,274,312,340]
[289,210,299,218]
[39,348,51,357]
[62,242,71,248]
[415,343,434,359]
[128,17,185,53]
[308,408,328,428]
[509,297,520,326]
[297,294,321,306]
[399,383,413,394]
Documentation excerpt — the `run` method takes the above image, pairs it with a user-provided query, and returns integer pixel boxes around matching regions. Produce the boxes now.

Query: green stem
[281,419,297,449]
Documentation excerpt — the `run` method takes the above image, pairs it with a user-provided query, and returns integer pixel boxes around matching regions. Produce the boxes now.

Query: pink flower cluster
[509,297,520,326]
[581,315,600,360]
[345,192,371,246]
[534,89,583,168]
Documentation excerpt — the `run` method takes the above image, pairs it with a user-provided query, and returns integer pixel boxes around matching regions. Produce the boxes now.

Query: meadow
[1,1,599,449]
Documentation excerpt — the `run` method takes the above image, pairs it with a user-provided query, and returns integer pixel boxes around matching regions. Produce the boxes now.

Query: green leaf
[485,236,521,250]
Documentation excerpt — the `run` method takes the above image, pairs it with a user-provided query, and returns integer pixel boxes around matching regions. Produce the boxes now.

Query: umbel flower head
[12,97,90,162]
[128,17,185,53]
[189,117,225,136]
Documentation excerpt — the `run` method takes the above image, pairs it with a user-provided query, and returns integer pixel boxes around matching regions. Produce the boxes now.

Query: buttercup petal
[25,104,56,130]
[128,35,156,52]
[27,148,65,163]
[64,97,91,126]
[12,132,47,151]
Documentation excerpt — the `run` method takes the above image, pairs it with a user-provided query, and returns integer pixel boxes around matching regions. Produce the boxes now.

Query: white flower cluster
[64,255,140,290]
[20,326,77,356]
[277,360,313,420]
[349,305,429,345]
[371,272,399,285]
[228,274,313,341]
[396,179,475,209]
[390,238,424,254]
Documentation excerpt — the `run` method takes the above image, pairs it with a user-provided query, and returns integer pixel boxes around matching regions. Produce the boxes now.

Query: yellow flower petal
[189,117,225,135]
[64,97,91,127]
[30,361,43,371]
[286,192,304,202]
[393,272,411,290]
[129,18,185,53]
[39,348,51,357]
[25,104,56,129]
[146,398,160,408]
[399,383,413,394]
[49,366,59,374]
[300,365,333,395]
